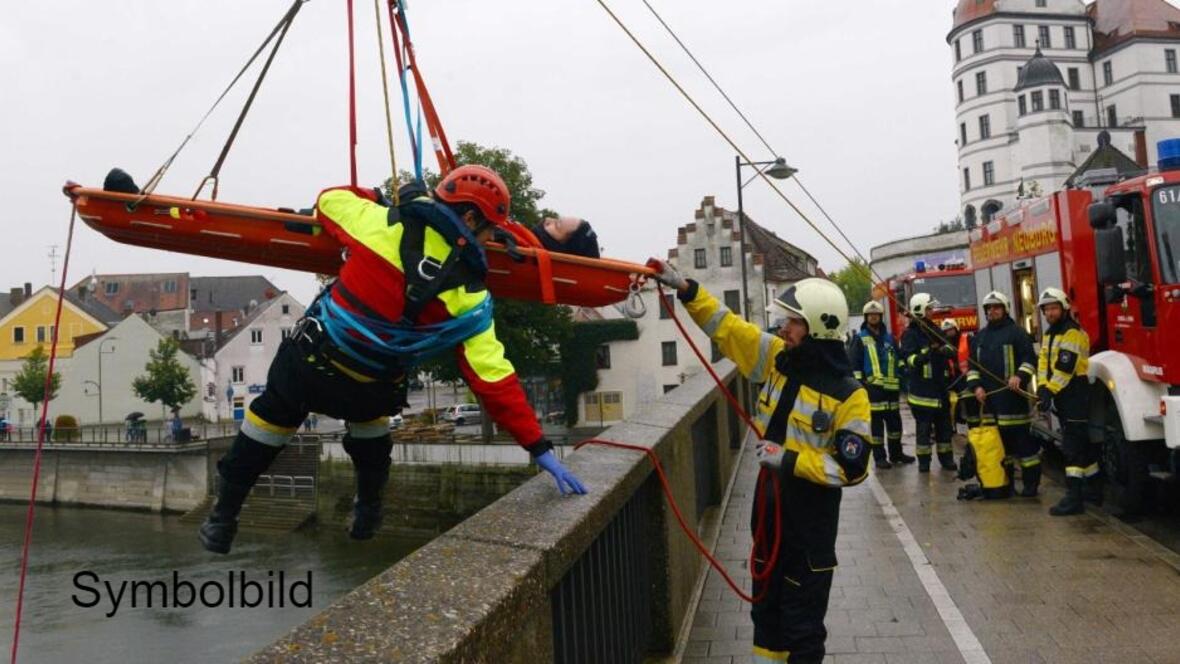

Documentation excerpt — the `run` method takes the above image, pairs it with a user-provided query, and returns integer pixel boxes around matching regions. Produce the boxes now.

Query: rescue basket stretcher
[63,184,652,308]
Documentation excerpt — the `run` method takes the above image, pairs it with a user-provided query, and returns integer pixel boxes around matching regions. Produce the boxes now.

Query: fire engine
[881,262,978,339]
[967,138,1180,512]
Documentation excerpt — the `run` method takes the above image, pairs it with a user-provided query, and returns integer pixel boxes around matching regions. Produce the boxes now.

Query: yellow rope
[375,0,400,204]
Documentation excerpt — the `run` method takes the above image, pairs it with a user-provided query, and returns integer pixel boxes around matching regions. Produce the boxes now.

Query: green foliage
[132,338,197,414]
[933,217,966,234]
[11,345,61,413]
[558,320,639,426]
[829,259,873,313]
[53,414,78,441]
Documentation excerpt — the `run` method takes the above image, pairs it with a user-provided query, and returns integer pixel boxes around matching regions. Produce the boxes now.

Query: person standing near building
[1035,288,1096,515]
[649,259,870,664]
[848,301,914,469]
[966,291,1040,496]
[899,294,958,472]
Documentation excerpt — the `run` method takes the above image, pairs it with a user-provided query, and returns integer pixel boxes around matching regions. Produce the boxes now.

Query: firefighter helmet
[1038,287,1070,311]
[435,165,511,226]
[981,291,1011,311]
[940,318,959,332]
[770,278,849,341]
[863,301,885,315]
[910,293,937,318]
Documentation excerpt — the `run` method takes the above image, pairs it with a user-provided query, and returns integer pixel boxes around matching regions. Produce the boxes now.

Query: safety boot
[938,451,958,471]
[198,433,283,554]
[872,445,892,470]
[1083,475,1104,506]
[344,436,394,540]
[888,440,915,465]
[1050,477,1085,516]
[1019,465,1041,498]
[918,456,931,473]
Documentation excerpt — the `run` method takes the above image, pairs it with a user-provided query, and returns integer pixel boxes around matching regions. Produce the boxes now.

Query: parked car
[388,413,405,430]
[442,403,482,426]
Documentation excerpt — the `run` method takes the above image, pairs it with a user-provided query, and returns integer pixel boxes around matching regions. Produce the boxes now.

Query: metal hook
[623,280,647,319]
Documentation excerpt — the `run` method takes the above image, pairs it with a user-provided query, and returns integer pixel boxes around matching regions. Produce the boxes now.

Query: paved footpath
[681,408,1180,664]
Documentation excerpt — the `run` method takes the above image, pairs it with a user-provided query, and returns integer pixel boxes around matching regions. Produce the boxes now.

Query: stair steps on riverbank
[178,495,316,531]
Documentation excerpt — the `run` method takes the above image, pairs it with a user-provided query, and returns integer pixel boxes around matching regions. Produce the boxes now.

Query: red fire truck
[882,263,979,339]
[967,141,1180,512]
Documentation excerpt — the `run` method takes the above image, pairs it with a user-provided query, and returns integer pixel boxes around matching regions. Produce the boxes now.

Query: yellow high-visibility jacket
[1037,318,1089,397]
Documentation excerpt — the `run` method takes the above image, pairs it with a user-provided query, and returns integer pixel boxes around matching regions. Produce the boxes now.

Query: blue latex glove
[535,450,588,495]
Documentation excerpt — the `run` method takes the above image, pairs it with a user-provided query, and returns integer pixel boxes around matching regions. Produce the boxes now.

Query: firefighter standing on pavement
[650,259,870,664]
[848,301,915,469]
[899,294,958,472]
[966,291,1041,496]
[1036,288,1097,515]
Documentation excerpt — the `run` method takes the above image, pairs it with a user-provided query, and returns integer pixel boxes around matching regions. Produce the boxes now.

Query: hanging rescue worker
[1036,288,1096,515]
[848,301,914,469]
[649,259,870,664]
[198,165,587,554]
[899,294,958,472]
[965,291,1040,497]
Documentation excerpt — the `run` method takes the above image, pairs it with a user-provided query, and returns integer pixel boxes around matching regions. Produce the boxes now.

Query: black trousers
[870,408,903,449]
[999,424,1039,467]
[751,546,834,663]
[912,406,952,456]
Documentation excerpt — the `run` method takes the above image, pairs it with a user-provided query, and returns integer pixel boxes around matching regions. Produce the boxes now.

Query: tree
[829,259,873,313]
[132,338,197,420]
[12,345,61,421]
[933,217,966,234]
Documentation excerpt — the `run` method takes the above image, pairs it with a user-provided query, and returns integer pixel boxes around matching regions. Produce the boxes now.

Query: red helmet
[435,165,511,226]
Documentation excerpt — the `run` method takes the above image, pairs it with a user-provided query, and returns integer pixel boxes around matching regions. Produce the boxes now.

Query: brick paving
[681,408,1180,664]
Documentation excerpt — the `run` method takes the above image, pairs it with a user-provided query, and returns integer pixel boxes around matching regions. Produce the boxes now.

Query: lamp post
[97,336,118,426]
[734,156,798,321]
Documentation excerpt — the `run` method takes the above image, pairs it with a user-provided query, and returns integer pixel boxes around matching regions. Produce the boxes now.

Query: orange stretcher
[63,184,652,308]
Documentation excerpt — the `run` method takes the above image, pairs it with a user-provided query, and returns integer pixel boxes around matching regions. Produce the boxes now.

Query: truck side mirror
[1094,226,1128,284]
[1089,201,1116,229]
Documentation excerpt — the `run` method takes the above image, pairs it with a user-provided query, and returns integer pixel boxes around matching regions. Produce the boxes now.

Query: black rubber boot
[938,451,958,471]
[1019,465,1041,498]
[918,455,931,473]
[1050,477,1085,516]
[343,436,394,541]
[957,483,984,500]
[888,440,916,465]
[872,445,892,470]
[1084,475,1104,506]
[199,433,282,554]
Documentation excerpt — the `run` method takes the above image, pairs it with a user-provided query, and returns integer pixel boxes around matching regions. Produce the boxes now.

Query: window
[1065,26,1076,50]
[661,341,677,366]
[49,326,55,343]
[972,29,983,54]
[190,288,197,302]
[250,329,263,345]
[658,293,675,319]
[104,281,119,295]
[163,279,177,294]
[662,384,679,394]
[957,80,964,103]
[231,366,245,383]
[281,304,290,315]
[963,167,972,192]
[979,115,991,140]
[1038,25,1051,49]
[960,122,968,146]
[1017,65,1024,81]
[1169,49,1178,74]
[1049,89,1061,110]
[719,246,733,267]
[280,327,294,340]
[1018,95,1028,116]
[723,289,741,315]
[1068,67,1080,90]
[36,326,45,343]
[1103,61,1113,86]
[693,248,707,269]
[954,38,962,62]
[1073,110,1085,127]
[1031,90,1044,111]
[1036,0,1047,6]
[1171,94,1180,119]
[1108,104,1118,127]
[13,327,24,344]
[595,345,611,369]
[983,161,995,187]
[975,71,987,95]
[1014,25,1026,48]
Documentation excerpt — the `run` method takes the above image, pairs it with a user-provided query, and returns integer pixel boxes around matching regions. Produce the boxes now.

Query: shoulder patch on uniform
[837,432,865,461]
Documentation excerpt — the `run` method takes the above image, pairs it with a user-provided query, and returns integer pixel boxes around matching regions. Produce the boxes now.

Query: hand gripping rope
[578,285,781,604]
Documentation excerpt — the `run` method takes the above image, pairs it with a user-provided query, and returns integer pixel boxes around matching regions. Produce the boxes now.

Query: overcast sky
[2,0,966,307]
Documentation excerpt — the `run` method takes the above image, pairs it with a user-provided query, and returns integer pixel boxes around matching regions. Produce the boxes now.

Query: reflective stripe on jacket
[964,315,1036,424]
[1038,319,1089,396]
[849,324,900,391]
[899,319,955,411]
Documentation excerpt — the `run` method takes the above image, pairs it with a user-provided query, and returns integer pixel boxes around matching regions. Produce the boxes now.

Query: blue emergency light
[1159,138,1180,172]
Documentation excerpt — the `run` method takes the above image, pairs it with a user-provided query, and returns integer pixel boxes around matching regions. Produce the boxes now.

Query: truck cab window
[1152,185,1180,283]
[1115,196,1153,284]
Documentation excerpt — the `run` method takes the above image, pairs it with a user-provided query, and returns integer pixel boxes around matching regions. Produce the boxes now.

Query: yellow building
[0,285,120,361]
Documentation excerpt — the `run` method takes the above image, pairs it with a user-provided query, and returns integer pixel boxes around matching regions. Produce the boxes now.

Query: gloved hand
[646,258,688,292]
[1036,387,1052,413]
[372,185,391,207]
[535,450,587,495]
[938,343,958,357]
[755,441,786,471]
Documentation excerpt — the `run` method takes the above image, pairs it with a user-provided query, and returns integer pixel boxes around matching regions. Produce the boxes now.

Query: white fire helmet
[767,278,849,341]
[909,293,938,318]
[981,291,1011,311]
[862,301,885,316]
[1037,287,1070,311]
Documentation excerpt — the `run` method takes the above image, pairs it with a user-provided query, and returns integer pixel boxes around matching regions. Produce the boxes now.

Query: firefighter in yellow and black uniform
[1035,288,1097,515]
[649,259,870,664]
[848,301,915,468]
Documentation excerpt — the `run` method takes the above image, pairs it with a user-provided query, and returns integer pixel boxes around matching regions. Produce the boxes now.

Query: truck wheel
[1100,391,1147,516]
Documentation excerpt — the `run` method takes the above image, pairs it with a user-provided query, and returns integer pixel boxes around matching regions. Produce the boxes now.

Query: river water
[0,504,428,663]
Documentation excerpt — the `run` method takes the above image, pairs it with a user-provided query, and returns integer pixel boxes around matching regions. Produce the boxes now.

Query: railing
[255,474,316,498]
[0,422,242,446]
[252,360,748,663]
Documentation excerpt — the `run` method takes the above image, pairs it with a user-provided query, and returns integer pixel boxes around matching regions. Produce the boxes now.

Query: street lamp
[735,156,798,321]
[97,336,118,426]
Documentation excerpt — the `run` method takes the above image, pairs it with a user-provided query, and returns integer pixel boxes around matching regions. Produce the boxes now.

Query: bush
[54,414,78,442]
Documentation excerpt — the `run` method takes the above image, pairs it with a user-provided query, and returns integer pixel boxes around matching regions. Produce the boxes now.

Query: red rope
[11,204,78,664]
[346,0,359,187]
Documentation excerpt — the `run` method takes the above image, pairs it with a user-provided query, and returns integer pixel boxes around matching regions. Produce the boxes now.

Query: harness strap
[398,215,468,325]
